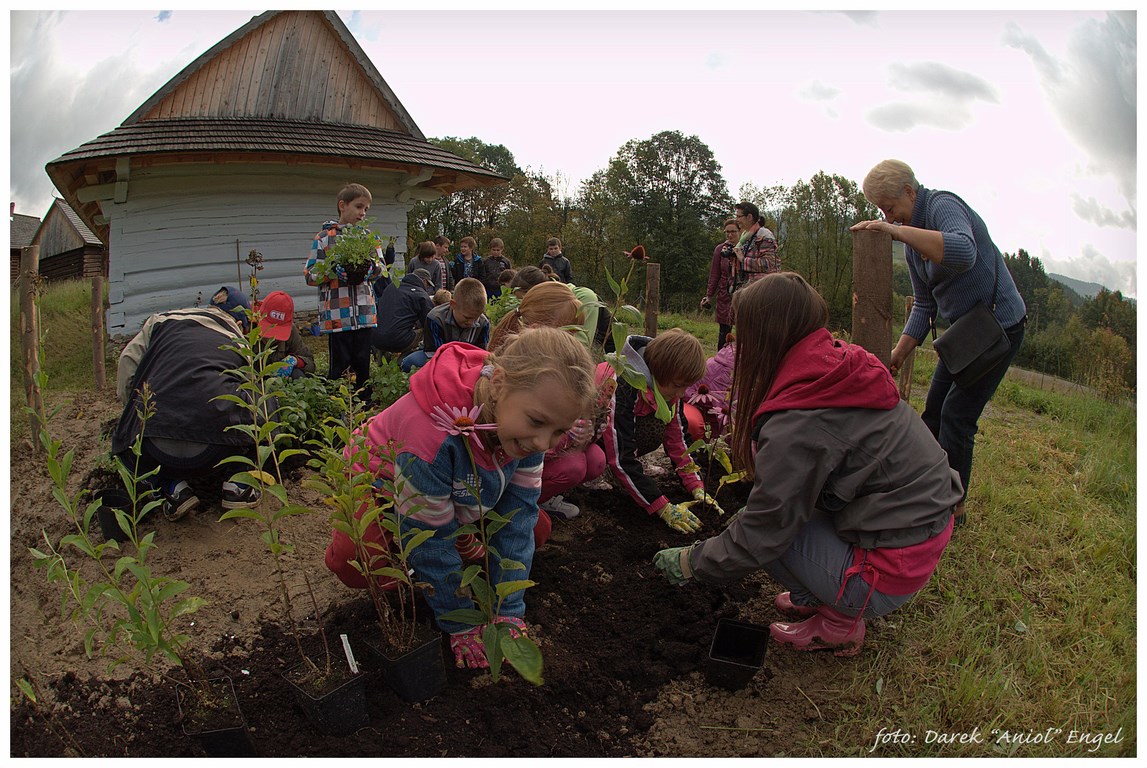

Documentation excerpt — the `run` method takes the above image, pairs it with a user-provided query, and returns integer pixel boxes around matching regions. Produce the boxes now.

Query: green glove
[657,502,702,533]
[691,487,728,517]
[653,545,695,586]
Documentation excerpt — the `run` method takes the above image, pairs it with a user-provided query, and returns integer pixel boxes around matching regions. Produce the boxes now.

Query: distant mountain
[1049,273,1109,300]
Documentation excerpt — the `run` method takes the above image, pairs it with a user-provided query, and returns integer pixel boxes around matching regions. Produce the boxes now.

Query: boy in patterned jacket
[304,183,385,401]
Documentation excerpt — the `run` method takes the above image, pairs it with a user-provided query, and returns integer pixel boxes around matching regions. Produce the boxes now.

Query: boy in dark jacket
[450,236,483,285]
[539,237,573,283]
[373,269,434,355]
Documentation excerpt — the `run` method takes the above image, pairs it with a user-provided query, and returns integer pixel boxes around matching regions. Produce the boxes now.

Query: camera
[721,244,735,257]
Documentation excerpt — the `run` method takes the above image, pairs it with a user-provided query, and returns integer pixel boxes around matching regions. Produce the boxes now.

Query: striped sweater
[902,188,1027,343]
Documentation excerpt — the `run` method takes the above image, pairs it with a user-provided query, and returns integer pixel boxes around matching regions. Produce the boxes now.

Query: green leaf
[502,635,544,686]
[495,579,535,599]
[438,608,486,626]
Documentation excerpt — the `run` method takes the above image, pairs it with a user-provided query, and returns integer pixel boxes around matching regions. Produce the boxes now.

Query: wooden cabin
[45,10,508,334]
[32,198,106,282]
[10,206,41,282]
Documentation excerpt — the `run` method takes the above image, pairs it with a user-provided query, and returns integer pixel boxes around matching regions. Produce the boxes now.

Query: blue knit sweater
[902,188,1027,343]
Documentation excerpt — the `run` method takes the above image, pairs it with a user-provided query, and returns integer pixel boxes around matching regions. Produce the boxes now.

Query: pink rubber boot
[773,592,818,620]
[769,604,866,657]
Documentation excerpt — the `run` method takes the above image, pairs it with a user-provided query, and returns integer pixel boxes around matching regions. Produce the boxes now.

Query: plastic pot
[282,662,369,735]
[176,676,256,757]
[705,618,769,691]
[94,489,133,543]
[369,630,446,703]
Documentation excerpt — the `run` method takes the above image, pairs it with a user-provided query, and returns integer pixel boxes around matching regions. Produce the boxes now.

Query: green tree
[602,131,734,308]
[407,137,517,246]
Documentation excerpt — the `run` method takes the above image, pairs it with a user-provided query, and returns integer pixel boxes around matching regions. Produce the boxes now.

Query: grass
[14,282,1138,757]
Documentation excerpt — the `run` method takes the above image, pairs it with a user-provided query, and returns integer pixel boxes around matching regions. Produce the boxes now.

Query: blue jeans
[763,509,913,619]
[400,349,430,373]
[922,318,1026,499]
[403,506,540,634]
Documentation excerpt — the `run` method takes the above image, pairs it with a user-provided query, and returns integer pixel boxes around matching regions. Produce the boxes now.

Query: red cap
[256,291,294,341]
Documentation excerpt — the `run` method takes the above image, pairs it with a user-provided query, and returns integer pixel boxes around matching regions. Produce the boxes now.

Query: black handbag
[931,251,1010,389]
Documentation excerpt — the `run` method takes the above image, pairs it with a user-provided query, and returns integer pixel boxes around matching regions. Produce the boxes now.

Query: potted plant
[30,390,254,756]
[309,218,382,286]
[305,386,445,703]
[215,315,370,735]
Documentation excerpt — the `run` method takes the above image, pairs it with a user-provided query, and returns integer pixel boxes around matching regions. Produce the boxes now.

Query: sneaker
[540,494,580,521]
[162,480,199,521]
[221,481,261,510]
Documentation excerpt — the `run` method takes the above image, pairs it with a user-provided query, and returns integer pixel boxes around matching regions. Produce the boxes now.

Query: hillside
[1048,272,1133,304]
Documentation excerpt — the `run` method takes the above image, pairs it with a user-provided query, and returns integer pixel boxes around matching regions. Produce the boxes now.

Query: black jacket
[450,253,484,286]
[373,272,434,353]
[540,253,573,283]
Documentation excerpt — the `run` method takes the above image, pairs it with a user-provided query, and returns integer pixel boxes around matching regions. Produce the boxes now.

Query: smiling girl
[325,327,595,669]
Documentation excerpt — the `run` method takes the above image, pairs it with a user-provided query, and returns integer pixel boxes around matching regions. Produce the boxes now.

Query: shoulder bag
[930,240,1010,389]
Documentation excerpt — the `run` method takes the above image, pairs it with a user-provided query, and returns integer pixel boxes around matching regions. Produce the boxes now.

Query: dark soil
[10,392,851,758]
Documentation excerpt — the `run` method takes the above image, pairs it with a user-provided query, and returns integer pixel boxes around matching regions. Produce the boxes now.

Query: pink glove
[565,418,592,451]
[449,627,489,669]
[494,616,528,639]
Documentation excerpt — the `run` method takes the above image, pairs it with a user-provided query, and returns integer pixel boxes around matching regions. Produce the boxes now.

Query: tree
[601,131,734,307]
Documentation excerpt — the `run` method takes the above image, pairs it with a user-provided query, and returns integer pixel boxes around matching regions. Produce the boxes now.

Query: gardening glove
[723,505,746,530]
[566,418,593,451]
[691,487,728,517]
[657,502,702,534]
[449,627,489,669]
[275,355,297,378]
[653,545,695,586]
[494,616,528,639]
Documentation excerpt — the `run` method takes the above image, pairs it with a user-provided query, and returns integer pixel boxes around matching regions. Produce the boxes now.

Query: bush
[268,375,347,444]
[367,355,411,411]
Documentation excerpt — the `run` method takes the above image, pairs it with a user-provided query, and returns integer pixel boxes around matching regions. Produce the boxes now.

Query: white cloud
[889,61,999,103]
[867,102,975,132]
[1071,195,1136,230]
[1042,245,1137,297]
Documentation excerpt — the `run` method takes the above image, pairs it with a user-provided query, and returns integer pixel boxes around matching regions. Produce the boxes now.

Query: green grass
[10,279,112,393]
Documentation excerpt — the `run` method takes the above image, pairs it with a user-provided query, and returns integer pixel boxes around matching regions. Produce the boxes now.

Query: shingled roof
[51,118,507,183]
[10,213,40,249]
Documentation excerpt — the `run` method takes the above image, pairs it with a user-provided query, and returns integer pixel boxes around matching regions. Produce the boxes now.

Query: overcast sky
[7,8,1138,296]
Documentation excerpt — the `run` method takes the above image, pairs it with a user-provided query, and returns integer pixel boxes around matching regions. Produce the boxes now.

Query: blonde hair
[862,159,918,204]
[452,278,487,312]
[475,326,596,421]
[489,281,583,353]
[644,328,706,387]
[459,236,478,250]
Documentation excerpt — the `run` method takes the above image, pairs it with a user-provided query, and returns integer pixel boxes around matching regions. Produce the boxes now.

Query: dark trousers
[922,318,1026,499]
[328,327,374,400]
[717,324,733,350]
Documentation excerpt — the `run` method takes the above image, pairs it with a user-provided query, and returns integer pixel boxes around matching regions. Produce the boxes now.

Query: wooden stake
[91,275,107,389]
[19,245,44,450]
[643,262,661,338]
[851,230,893,367]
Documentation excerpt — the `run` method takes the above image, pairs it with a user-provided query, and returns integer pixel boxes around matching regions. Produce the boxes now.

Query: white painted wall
[98,163,429,334]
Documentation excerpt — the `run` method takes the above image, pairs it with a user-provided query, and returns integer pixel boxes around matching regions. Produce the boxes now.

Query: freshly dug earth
[10,390,858,757]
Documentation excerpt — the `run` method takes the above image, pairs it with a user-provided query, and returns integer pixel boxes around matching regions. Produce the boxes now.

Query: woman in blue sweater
[851,159,1026,526]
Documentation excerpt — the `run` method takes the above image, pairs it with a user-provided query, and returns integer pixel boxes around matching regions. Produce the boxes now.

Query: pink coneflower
[688,384,722,411]
[625,245,648,261]
[430,404,498,451]
[708,406,729,432]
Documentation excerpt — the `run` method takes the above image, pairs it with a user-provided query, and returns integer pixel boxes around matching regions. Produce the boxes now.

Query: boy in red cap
[255,290,315,379]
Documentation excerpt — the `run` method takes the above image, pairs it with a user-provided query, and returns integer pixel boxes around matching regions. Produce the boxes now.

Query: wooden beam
[851,229,893,367]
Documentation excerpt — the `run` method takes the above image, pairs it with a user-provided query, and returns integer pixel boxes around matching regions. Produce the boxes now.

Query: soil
[10,389,853,758]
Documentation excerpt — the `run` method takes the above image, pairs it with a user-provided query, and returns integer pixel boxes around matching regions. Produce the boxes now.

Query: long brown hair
[730,272,829,479]
[489,281,583,353]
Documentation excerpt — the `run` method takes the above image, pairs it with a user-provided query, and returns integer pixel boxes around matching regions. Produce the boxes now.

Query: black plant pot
[370,630,447,703]
[343,262,369,286]
[705,618,769,691]
[95,489,133,543]
[176,676,256,757]
[282,663,369,735]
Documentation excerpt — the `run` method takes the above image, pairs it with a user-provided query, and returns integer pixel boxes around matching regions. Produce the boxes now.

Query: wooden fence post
[898,296,917,401]
[643,262,661,338]
[20,245,44,450]
[851,230,893,367]
[92,274,107,389]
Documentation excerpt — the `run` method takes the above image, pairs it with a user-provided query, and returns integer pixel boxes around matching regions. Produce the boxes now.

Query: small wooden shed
[45,10,508,334]
[32,198,106,282]
[10,207,41,283]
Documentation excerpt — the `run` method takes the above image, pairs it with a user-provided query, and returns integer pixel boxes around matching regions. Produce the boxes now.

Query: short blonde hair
[452,277,487,312]
[644,328,706,387]
[862,159,918,204]
[489,281,583,353]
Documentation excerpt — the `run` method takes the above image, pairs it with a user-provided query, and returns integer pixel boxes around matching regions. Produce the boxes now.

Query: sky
[6,7,1139,296]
